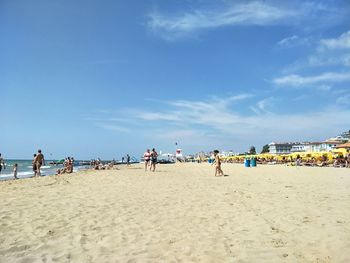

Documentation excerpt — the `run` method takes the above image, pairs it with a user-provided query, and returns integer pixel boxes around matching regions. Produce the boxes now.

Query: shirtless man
[33,149,45,176]
[213,150,224,177]
[0,153,5,173]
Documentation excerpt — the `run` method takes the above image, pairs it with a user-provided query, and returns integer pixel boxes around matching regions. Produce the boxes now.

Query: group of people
[56,157,74,174]
[121,154,131,166]
[143,148,158,172]
[90,159,115,170]
[1,148,227,180]
[0,150,45,179]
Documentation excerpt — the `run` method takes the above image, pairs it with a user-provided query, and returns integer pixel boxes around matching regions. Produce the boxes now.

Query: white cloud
[336,94,350,105]
[273,72,350,87]
[277,35,310,48]
[294,31,350,69]
[136,112,180,121]
[89,96,350,152]
[250,97,275,114]
[319,30,350,50]
[147,2,347,40]
[147,2,298,40]
[308,53,350,67]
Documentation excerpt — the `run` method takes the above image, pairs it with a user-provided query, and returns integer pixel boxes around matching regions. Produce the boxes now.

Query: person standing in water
[33,149,45,176]
[13,163,18,179]
[213,150,224,177]
[0,153,6,173]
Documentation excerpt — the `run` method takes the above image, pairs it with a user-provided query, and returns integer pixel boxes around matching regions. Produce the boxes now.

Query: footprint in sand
[271,238,286,248]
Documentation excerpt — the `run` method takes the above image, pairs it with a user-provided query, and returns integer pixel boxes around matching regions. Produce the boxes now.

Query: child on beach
[213,150,224,177]
[13,163,18,179]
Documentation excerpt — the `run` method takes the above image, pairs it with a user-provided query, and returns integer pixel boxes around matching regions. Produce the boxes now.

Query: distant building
[339,130,350,140]
[220,150,235,157]
[321,140,344,151]
[305,142,323,152]
[291,143,307,152]
[268,142,296,154]
[264,130,349,154]
[280,141,342,153]
[336,142,350,149]
[325,130,350,143]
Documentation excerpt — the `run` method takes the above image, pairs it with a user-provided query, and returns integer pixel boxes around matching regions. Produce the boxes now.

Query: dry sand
[0,163,349,263]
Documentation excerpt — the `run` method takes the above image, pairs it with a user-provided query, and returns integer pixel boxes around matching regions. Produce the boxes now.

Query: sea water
[0,160,88,181]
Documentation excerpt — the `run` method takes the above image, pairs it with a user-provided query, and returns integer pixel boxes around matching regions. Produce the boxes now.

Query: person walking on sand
[213,150,224,177]
[32,154,37,177]
[150,148,158,172]
[126,154,131,166]
[33,149,45,176]
[143,149,151,172]
[0,153,5,173]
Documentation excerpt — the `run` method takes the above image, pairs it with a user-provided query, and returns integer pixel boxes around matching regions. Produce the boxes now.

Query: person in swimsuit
[143,149,151,172]
[32,154,37,176]
[0,153,5,173]
[13,163,18,179]
[213,150,224,177]
[33,149,45,176]
[126,154,131,166]
[150,148,158,172]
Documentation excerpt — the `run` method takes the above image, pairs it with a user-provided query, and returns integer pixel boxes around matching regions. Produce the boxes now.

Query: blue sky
[1,0,350,159]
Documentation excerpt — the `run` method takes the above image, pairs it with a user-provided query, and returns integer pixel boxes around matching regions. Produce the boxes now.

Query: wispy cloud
[277,35,311,48]
[88,95,350,151]
[319,30,350,51]
[336,94,350,105]
[147,1,346,40]
[282,30,350,73]
[250,97,275,114]
[307,53,350,67]
[273,72,350,88]
[148,2,294,40]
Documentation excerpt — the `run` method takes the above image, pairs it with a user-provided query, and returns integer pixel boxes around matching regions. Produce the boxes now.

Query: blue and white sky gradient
[1,0,350,159]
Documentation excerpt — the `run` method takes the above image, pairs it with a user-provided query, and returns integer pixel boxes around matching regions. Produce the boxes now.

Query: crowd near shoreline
[1,145,349,182]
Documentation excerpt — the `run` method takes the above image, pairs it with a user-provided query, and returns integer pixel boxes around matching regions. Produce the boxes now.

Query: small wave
[0,173,13,178]
[18,171,34,176]
[26,165,51,169]
[0,171,33,178]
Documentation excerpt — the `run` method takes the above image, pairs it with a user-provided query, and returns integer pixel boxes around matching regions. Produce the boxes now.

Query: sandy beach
[0,163,349,262]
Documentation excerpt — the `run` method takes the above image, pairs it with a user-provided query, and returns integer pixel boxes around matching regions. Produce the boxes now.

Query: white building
[285,141,342,153]
[321,141,344,151]
[268,142,295,154]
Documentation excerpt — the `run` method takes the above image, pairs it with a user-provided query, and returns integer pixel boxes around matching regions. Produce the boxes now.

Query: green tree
[261,144,269,153]
[249,146,256,155]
